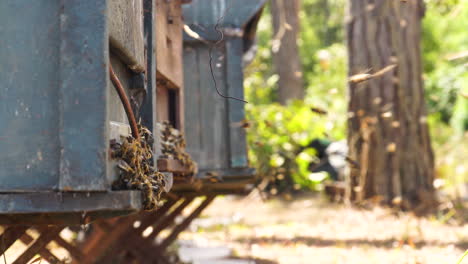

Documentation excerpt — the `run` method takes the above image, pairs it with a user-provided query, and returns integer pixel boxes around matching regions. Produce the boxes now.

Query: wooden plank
[19,233,61,263]
[12,226,62,264]
[0,1,61,191]
[109,0,145,72]
[196,168,255,179]
[0,226,28,254]
[141,0,158,135]
[59,0,109,191]
[108,55,134,124]
[225,38,248,168]
[133,198,178,234]
[197,45,229,170]
[157,158,193,174]
[182,0,267,28]
[156,196,215,250]
[95,197,187,262]
[156,86,170,123]
[81,215,139,263]
[183,45,202,165]
[156,0,184,89]
[143,197,194,242]
[0,191,141,224]
[171,178,255,195]
[54,236,85,262]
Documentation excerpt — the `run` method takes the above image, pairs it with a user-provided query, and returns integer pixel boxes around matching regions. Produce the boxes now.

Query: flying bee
[345,156,361,169]
[238,119,251,128]
[349,64,396,84]
[206,171,223,183]
[254,141,264,147]
[310,107,328,115]
[349,73,372,84]
[264,120,273,127]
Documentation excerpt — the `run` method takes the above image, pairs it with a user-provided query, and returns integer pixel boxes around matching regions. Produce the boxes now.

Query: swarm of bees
[111,124,165,210]
[159,121,197,182]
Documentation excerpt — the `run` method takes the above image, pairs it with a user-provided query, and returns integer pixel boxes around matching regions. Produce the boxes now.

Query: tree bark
[271,0,304,104]
[346,0,436,211]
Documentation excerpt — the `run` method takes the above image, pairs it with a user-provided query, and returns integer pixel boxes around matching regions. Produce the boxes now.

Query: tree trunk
[346,0,436,211]
[270,0,304,104]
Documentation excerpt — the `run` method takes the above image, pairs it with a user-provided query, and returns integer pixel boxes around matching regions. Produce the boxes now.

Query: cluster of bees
[159,121,197,181]
[111,125,165,210]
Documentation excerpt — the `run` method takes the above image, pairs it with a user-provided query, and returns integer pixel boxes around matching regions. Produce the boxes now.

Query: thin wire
[209,2,248,103]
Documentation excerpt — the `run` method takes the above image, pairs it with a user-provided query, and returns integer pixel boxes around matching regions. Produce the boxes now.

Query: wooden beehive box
[0,0,166,224]
[174,0,266,194]
[155,0,185,129]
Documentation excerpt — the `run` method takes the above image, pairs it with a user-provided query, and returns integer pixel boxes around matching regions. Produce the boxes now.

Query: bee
[345,156,361,169]
[254,141,264,147]
[349,64,396,84]
[205,171,223,183]
[110,123,166,210]
[349,72,372,84]
[117,160,134,173]
[310,107,328,115]
[240,119,251,128]
[157,121,197,181]
[264,120,273,127]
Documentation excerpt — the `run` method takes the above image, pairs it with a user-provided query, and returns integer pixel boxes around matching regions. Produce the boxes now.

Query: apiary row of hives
[0,0,266,225]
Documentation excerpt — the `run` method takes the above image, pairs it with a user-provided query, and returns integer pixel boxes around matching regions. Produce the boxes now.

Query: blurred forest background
[244,0,468,200]
[177,1,468,263]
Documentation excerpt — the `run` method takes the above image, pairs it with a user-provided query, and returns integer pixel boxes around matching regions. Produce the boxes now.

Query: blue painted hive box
[0,0,162,224]
[174,0,266,194]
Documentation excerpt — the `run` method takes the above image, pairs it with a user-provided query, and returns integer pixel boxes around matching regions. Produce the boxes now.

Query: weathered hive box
[176,0,266,194]
[155,0,185,129]
[0,0,163,224]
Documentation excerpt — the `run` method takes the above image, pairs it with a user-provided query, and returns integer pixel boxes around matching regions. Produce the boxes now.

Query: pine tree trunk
[346,0,436,211]
[270,0,304,104]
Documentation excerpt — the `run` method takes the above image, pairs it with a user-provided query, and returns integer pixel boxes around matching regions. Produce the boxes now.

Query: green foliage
[244,0,348,191]
[244,0,468,191]
[422,0,468,187]
[246,101,326,190]
[422,0,468,128]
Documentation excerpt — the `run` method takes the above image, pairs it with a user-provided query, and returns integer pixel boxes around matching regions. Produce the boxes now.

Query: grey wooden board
[0,1,127,192]
[196,168,255,179]
[108,55,133,124]
[59,0,109,191]
[108,0,145,72]
[226,38,248,168]
[0,191,142,225]
[183,42,251,175]
[198,45,229,170]
[0,1,61,190]
[183,0,266,28]
[184,42,228,169]
[0,191,141,214]
[0,0,159,217]
[183,46,202,163]
[141,0,158,133]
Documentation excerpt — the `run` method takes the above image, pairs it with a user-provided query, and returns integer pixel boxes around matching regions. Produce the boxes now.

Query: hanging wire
[209,2,248,103]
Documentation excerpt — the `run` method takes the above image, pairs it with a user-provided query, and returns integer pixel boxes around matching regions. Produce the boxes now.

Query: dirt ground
[178,194,468,264]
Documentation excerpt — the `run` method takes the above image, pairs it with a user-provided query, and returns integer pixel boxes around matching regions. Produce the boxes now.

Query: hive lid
[183,0,266,28]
